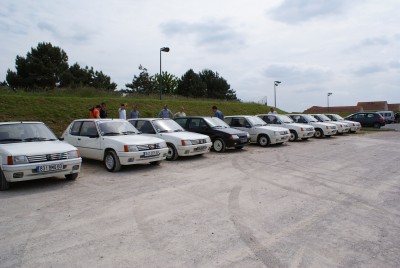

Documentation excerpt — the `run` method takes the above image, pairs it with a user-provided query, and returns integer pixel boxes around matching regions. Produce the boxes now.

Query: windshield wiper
[24,137,54,142]
[0,138,24,143]
[174,129,183,132]
[102,132,121,136]
[158,130,169,133]
[121,131,137,135]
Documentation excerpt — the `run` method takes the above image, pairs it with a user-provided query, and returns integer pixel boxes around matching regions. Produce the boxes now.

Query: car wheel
[289,130,298,142]
[373,122,381,128]
[314,129,324,138]
[257,134,270,147]
[104,150,121,172]
[65,173,78,180]
[213,138,226,152]
[166,143,179,161]
[0,170,10,191]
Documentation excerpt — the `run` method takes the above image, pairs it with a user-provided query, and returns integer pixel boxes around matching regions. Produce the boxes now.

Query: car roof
[0,121,44,125]
[225,115,254,118]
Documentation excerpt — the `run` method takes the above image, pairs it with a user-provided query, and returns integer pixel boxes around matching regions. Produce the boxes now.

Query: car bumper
[117,148,169,165]
[226,138,250,148]
[324,130,337,136]
[337,127,350,133]
[271,134,290,144]
[298,131,315,139]
[177,143,212,157]
[2,158,82,182]
[350,126,361,132]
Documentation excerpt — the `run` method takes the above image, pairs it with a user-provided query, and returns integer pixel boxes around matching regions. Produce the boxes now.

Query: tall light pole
[327,92,333,112]
[159,47,170,100]
[274,81,281,108]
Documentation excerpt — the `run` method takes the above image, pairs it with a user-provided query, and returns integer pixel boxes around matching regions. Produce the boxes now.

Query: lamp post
[159,47,170,100]
[274,81,281,108]
[327,92,333,112]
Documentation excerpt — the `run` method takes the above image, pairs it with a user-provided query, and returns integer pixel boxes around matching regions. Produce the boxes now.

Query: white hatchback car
[62,119,169,172]
[311,114,350,134]
[224,115,290,146]
[257,114,315,141]
[325,114,362,133]
[128,118,212,161]
[288,114,337,138]
[0,122,82,190]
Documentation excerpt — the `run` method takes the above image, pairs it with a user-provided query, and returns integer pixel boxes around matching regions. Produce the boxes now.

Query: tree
[125,65,157,94]
[6,42,69,89]
[199,69,236,100]
[154,71,179,94]
[176,69,207,97]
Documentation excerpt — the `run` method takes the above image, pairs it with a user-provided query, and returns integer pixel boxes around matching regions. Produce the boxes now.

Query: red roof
[303,106,363,114]
[356,101,388,111]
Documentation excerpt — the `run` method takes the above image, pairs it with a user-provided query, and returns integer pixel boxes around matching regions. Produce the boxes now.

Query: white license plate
[240,138,247,143]
[36,163,64,172]
[143,151,160,157]
[194,146,207,151]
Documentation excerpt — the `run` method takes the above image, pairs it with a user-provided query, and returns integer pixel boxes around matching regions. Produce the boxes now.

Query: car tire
[104,150,121,172]
[314,129,324,138]
[65,173,78,180]
[257,134,270,147]
[213,138,226,152]
[0,170,10,191]
[373,122,381,129]
[289,130,298,142]
[166,143,179,161]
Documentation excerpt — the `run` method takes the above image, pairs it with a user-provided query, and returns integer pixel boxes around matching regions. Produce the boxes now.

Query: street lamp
[327,92,333,112]
[274,81,281,108]
[159,47,170,100]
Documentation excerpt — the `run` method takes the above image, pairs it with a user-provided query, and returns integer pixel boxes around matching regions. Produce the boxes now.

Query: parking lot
[1,130,400,267]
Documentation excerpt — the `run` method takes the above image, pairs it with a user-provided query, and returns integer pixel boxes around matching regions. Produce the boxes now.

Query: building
[304,101,400,114]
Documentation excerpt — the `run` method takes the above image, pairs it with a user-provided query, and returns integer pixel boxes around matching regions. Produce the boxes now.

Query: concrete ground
[1,131,400,268]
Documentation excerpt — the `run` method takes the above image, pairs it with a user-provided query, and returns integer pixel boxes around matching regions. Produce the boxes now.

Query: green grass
[0,88,283,136]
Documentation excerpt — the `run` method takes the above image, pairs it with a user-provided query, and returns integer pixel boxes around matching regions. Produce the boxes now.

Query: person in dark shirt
[100,102,108,118]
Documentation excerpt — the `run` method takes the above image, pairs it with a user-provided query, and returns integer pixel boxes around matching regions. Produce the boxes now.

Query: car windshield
[317,114,332,121]
[333,114,344,120]
[303,115,318,122]
[204,117,229,128]
[153,119,185,133]
[98,121,139,136]
[0,122,57,144]
[247,116,267,126]
[277,115,293,123]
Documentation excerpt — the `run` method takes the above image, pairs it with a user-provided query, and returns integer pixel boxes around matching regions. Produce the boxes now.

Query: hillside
[0,91,283,136]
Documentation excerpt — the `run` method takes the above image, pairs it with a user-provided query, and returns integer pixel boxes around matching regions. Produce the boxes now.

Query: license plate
[240,138,247,143]
[194,146,207,151]
[143,151,160,157]
[36,163,64,172]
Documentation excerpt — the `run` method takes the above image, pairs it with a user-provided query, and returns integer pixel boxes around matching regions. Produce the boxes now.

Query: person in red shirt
[89,105,101,118]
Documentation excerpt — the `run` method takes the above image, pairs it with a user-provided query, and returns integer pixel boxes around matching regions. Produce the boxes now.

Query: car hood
[1,141,78,155]
[257,126,288,132]
[343,120,361,126]
[103,135,165,144]
[158,131,209,140]
[286,123,314,129]
[213,127,247,135]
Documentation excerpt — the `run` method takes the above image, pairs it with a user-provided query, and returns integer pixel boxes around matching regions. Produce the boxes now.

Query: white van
[376,111,394,124]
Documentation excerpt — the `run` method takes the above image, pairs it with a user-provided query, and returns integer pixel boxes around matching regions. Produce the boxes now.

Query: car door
[77,121,103,160]
[135,120,157,137]
[187,118,213,137]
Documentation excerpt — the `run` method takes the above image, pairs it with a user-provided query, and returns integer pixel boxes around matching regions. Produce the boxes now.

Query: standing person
[100,102,108,118]
[89,105,101,118]
[158,104,173,119]
[212,105,224,120]
[268,107,278,114]
[174,106,186,118]
[129,104,140,119]
[118,103,126,120]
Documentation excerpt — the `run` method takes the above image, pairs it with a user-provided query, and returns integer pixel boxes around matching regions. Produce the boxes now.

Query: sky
[1,0,400,112]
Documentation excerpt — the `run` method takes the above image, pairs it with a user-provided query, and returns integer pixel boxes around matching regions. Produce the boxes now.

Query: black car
[344,112,386,128]
[174,116,250,152]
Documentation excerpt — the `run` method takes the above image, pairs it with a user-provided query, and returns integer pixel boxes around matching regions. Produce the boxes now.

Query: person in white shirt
[118,103,126,120]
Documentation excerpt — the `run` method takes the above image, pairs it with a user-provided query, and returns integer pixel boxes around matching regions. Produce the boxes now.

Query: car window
[355,113,365,119]
[0,123,57,143]
[174,118,187,128]
[71,121,82,136]
[230,118,243,127]
[80,121,98,137]
[188,118,202,129]
[367,114,374,118]
[136,121,156,134]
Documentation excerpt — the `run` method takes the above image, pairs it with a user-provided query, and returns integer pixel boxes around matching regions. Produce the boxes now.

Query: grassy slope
[0,91,284,136]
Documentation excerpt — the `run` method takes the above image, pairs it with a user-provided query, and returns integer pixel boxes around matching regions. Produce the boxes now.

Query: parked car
[0,121,82,190]
[311,114,350,134]
[224,115,290,146]
[257,114,315,141]
[376,111,394,124]
[344,112,386,128]
[325,114,362,133]
[128,118,212,161]
[395,112,400,123]
[287,114,337,138]
[174,116,250,152]
[61,119,168,172]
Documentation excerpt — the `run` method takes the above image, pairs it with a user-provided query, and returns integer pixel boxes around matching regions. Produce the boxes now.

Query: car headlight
[206,137,212,143]
[160,142,167,148]
[124,145,139,152]
[66,150,80,159]
[273,131,280,136]
[7,155,29,165]
[230,135,239,140]
[246,133,250,138]
[181,140,192,146]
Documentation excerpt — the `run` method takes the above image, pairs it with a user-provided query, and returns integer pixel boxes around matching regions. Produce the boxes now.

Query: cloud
[268,0,349,24]
[353,63,386,76]
[263,64,331,84]
[160,19,245,51]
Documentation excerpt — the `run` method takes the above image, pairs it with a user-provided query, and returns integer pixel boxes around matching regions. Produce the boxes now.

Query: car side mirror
[58,137,64,141]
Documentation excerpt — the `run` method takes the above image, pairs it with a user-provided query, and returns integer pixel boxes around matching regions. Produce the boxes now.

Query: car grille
[306,127,314,131]
[280,130,289,135]
[137,144,161,151]
[331,126,337,129]
[190,139,208,145]
[27,152,68,163]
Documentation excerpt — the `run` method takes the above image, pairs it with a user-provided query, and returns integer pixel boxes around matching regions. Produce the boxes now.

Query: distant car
[287,114,337,138]
[257,114,315,141]
[395,112,400,123]
[344,112,386,128]
[376,111,394,124]
[325,114,362,133]
[0,121,82,190]
[62,119,168,172]
[174,116,250,152]
[311,114,350,134]
[128,118,212,161]
[224,115,290,146]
